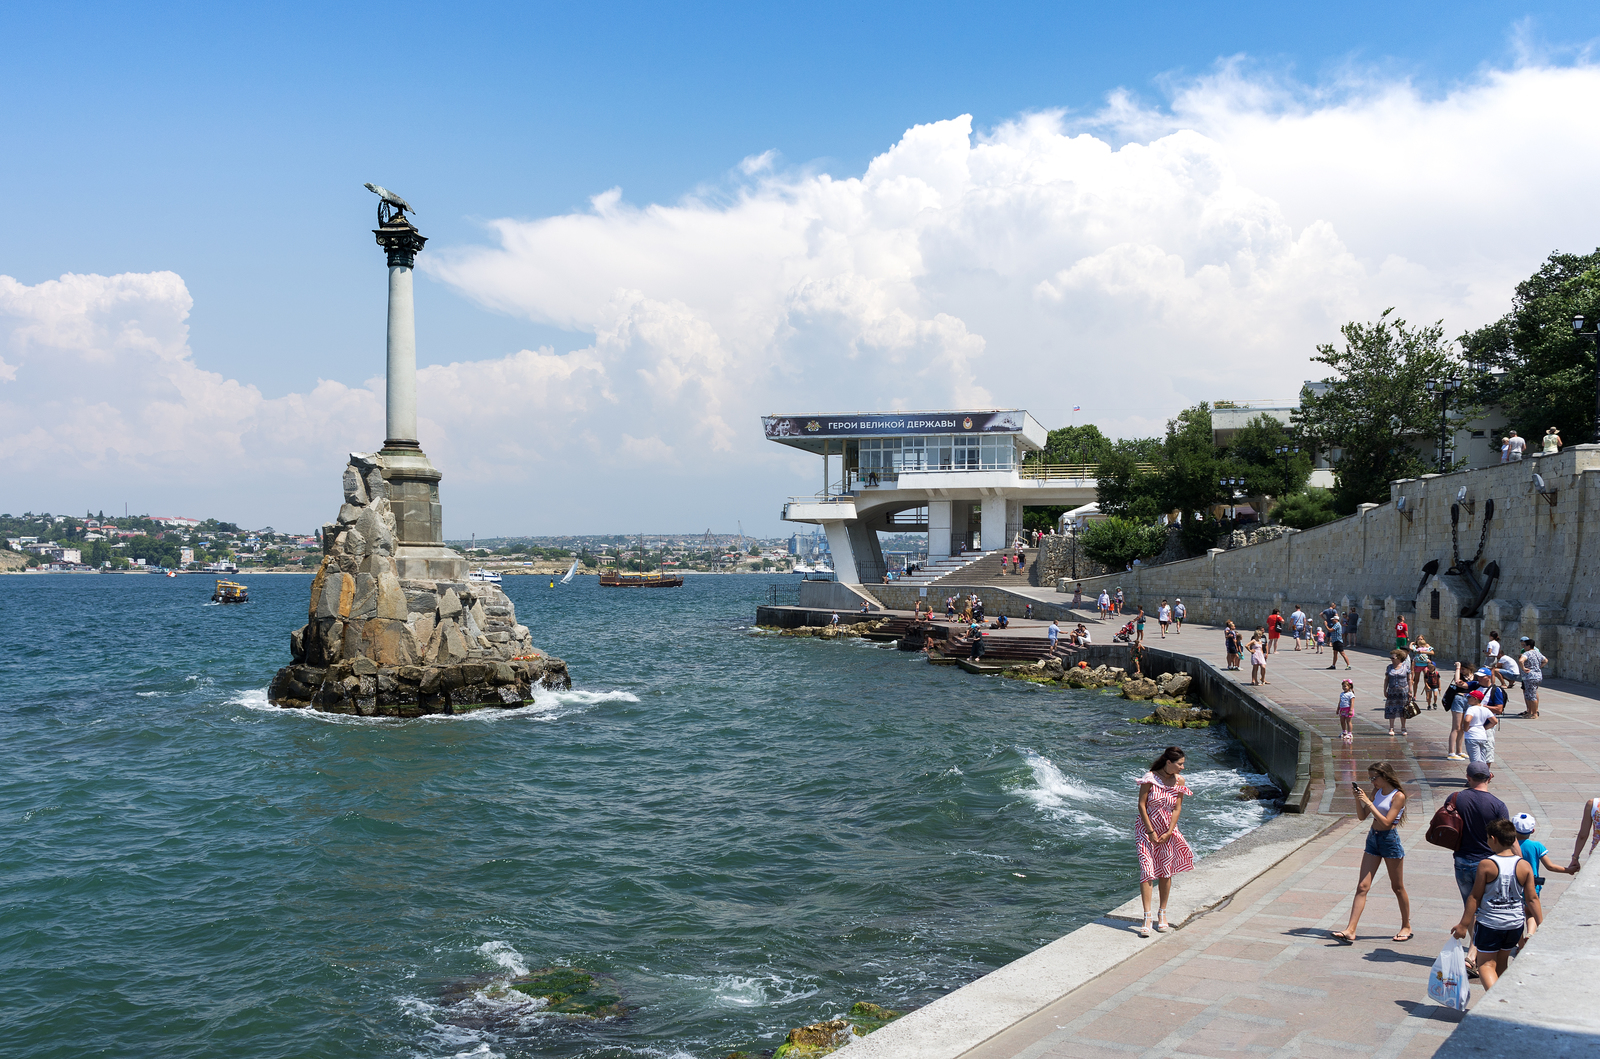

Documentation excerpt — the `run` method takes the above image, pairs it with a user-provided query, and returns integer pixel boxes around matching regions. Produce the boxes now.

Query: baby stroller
[1112,620,1136,644]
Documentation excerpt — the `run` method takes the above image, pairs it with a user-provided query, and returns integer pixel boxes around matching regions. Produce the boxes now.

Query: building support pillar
[981,494,1007,552]
[927,500,952,561]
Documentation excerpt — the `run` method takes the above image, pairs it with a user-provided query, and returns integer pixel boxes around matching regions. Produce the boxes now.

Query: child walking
[1452,818,1542,992]
[1337,680,1356,744]
[1314,627,1326,653]
[1249,635,1269,686]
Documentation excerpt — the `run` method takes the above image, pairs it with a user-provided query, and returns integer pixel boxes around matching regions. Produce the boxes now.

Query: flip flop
[1392,930,1413,942]
[1329,930,1354,943]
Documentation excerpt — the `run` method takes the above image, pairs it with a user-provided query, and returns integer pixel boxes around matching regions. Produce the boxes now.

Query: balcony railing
[1018,463,1159,479]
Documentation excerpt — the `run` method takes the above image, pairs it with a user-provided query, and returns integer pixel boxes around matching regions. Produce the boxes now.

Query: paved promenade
[852,608,1599,1059]
[970,623,1598,1059]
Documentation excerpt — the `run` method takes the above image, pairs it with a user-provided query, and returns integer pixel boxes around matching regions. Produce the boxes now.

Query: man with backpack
[1432,761,1509,975]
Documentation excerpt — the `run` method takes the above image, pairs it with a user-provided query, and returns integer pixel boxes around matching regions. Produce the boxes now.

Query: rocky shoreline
[266,452,568,715]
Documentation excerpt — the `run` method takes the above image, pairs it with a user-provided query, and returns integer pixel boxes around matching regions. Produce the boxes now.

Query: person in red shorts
[1266,608,1284,654]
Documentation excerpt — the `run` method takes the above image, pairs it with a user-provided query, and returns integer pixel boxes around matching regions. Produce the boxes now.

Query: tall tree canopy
[1220,413,1313,500]
[1460,248,1600,444]
[1029,424,1117,466]
[1095,403,1227,557]
[1296,310,1469,513]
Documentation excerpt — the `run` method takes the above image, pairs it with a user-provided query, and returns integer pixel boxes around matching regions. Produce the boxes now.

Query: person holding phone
[1331,762,1412,942]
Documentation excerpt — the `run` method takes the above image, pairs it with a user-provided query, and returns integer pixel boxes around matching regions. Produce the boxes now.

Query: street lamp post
[1575,316,1600,443]
[1273,443,1299,495]
[1424,378,1462,474]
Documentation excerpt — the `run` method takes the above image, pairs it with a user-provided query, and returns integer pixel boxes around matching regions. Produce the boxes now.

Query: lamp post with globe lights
[1575,316,1600,443]
[1425,378,1462,474]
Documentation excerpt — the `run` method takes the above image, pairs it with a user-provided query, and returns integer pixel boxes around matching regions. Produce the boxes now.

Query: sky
[3,2,1600,536]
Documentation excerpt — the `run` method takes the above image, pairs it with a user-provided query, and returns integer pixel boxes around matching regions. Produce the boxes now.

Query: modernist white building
[766,410,1097,586]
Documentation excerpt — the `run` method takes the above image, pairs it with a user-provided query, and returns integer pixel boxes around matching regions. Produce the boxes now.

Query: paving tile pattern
[958,626,1598,1059]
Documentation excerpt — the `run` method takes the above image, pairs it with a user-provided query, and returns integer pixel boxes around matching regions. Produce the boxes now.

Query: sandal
[1156,910,1169,933]
[1329,930,1354,943]
[1137,915,1152,938]
[1392,929,1413,942]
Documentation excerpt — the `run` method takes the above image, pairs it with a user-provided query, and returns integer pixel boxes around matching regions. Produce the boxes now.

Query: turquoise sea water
[0,572,1274,1059]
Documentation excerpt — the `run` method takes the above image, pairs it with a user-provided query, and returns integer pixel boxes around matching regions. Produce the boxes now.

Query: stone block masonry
[1058,445,1600,683]
[267,452,568,715]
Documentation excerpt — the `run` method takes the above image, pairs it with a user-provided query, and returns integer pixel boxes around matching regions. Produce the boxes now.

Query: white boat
[468,568,502,584]
[559,559,579,584]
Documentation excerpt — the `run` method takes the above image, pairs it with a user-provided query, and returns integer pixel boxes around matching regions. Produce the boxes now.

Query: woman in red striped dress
[1136,746,1195,937]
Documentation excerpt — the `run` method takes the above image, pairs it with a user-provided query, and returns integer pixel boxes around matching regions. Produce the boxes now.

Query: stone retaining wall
[871,581,1083,620]
[1078,644,1313,812]
[1058,446,1600,683]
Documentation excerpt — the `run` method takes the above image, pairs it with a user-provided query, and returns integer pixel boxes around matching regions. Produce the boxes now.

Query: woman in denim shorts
[1331,761,1412,942]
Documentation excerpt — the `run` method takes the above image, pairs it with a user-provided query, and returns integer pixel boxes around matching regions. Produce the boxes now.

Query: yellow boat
[211,580,249,603]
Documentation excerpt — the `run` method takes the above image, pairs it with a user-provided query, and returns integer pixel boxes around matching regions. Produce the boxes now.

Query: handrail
[1018,463,1159,479]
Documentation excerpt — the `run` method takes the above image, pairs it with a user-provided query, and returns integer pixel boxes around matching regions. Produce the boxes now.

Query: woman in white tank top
[1331,762,1410,943]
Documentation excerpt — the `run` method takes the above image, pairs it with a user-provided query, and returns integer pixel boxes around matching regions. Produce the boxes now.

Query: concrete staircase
[926,548,1039,588]
[897,552,994,589]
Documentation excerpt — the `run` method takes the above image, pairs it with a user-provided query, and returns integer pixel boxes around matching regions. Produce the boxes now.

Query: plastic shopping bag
[1427,942,1470,1010]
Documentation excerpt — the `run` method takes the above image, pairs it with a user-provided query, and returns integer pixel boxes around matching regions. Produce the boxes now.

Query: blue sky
[3,3,1599,533]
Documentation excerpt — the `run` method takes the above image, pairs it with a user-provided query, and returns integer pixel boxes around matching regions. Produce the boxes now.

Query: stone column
[372,218,466,582]
[386,254,419,446]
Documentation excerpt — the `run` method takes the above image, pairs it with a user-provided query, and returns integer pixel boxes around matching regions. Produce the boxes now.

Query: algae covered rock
[773,1003,905,1059]
[508,967,626,1018]
[1121,676,1160,701]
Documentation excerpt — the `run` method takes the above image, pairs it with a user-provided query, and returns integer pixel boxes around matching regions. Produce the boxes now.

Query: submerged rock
[507,967,626,1019]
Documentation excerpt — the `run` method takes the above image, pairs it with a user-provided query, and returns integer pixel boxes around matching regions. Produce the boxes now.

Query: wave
[659,971,821,1009]
[230,686,638,725]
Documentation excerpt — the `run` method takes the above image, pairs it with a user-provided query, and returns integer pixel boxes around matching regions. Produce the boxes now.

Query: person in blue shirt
[1513,813,1577,901]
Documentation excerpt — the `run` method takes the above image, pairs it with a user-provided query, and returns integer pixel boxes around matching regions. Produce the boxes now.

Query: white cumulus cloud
[6,59,1600,532]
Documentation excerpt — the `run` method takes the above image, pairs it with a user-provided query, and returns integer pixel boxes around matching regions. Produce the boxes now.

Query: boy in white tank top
[1452,818,1541,990]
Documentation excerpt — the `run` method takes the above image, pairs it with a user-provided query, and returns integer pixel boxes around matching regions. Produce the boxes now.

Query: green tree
[1460,248,1600,444]
[1158,404,1227,555]
[1222,414,1312,500]
[1095,449,1165,522]
[1029,424,1117,466]
[1080,517,1169,570]
[1296,310,1469,513]
[1273,488,1341,530]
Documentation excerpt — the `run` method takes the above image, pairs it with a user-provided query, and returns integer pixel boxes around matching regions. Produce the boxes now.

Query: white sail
[560,559,579,584]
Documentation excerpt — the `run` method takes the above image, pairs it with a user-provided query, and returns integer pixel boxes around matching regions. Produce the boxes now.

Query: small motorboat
[468,568,503,584]
[212,580,249,603]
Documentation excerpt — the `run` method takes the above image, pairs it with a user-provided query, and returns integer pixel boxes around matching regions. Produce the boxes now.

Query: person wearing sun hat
[1541,426,1562,455]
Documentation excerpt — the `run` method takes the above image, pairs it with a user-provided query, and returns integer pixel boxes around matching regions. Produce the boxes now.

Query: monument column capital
[374,223,428,268]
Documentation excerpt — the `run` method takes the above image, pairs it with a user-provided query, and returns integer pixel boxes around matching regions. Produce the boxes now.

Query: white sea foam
[477,940,530,977]
[1012,749,1110,812]
[230,686,637,725]
[660,970,821,1008]
[135,691,166,698]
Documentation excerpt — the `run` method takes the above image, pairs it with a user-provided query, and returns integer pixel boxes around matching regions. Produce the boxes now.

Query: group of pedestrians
[1096,588,1124,619]
[1499,426,1564,462]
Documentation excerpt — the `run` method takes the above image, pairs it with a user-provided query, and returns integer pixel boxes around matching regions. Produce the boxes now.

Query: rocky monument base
[267,453,568,716]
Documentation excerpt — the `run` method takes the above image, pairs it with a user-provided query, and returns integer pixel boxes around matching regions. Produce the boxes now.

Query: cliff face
[267,452,568,715]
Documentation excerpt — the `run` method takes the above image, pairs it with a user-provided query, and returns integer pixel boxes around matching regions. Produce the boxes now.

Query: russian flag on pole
[1072,405,1081,411]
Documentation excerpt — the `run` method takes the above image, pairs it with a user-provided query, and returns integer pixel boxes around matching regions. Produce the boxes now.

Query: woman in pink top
[1136,746,1195,937]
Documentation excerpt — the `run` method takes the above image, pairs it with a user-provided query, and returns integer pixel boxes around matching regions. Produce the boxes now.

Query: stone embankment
[769,618,891,640]
[267,452,568,715]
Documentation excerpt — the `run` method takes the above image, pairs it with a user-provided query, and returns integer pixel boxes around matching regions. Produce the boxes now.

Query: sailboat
[560,559,579,584]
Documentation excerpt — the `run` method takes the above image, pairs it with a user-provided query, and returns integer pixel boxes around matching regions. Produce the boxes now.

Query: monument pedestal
[267,452,567,715]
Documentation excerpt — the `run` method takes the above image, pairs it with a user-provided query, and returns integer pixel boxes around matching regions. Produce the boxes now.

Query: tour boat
[211,580,249,603]
[599,570,684,588]
[600,534,683,587]
[468,568,503,584]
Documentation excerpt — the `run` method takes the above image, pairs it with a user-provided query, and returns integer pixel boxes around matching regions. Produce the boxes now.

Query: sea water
[0,573,1274,1058]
